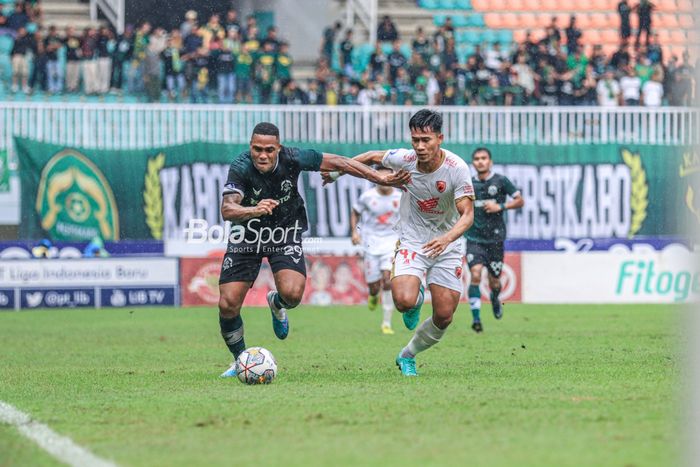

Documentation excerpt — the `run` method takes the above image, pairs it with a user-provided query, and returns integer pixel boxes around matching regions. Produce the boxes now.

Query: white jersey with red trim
[381,147,474,255]
[352,187,401,256]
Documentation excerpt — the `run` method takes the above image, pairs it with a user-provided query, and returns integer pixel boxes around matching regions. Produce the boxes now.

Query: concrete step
[41,2,90,14]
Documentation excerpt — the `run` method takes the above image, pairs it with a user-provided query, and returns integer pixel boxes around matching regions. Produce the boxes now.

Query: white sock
[400,317,446,358]
[469,296,481,311]
[381,289,393,326]
[271,293,287,320]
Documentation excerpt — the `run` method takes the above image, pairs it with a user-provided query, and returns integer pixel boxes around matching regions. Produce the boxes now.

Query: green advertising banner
[0,150,9,193]
[17,137,697,241]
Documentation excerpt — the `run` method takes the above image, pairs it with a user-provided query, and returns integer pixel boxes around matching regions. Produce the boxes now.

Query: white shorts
[363,251,393,283]
[392,246,465,294]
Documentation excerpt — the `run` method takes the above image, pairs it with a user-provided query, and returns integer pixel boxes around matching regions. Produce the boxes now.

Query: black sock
[491,286,501,300]
[219,315,245,359]
[273,292,296,310]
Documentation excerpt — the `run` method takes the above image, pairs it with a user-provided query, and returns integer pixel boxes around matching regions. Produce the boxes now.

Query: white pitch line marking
[0,400,117,467]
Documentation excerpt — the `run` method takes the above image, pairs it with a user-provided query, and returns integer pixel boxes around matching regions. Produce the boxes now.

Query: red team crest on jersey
[436,181,446,193]
[455,266,463,279]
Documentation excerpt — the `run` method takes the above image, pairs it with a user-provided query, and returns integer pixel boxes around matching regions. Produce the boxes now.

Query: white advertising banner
[0,258,179,310]
[522,246,699,303]
[0,258,178,287]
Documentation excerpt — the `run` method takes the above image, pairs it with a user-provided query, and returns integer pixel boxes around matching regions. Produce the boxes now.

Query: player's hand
[422,235,451,259]
[351,232,361,245]
[483,201,503,214]
[321,171,340,186]
[377,169,411,187]
[252,199,279,216]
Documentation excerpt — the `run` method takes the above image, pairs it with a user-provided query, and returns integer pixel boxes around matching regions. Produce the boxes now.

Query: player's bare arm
[423,196,474,258]
[321,150,389,184]
[350,208,362,245]
[319,153,410,187]
[483,192,525,214]
[220,193,279,221]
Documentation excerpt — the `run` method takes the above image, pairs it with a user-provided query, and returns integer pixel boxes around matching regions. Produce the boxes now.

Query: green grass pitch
[0,304,681,466]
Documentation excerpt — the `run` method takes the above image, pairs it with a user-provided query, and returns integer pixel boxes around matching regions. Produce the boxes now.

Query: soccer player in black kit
[218,122,410,377]
[465,148,524,333]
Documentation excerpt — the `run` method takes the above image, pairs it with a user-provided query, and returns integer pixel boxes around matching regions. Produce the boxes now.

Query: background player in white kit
[326,109,475,376]
[350,168,402,335]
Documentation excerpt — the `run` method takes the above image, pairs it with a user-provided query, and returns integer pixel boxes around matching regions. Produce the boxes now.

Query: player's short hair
[472,147,492,160]
[251,122,280,139]
[409,109,442,134]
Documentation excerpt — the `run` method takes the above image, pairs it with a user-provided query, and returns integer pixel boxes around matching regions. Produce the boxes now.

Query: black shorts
[466,241,505,278]
[219,239,306,284]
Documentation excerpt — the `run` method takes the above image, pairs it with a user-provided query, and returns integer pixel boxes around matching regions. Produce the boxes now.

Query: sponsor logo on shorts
[222,256,233,271]
[455,266,463,279]
[436,181,446,193]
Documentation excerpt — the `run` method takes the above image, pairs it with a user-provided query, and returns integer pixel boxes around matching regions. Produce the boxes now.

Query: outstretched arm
[319,153,410,187]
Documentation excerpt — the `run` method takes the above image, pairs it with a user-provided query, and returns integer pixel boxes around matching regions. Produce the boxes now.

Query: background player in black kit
[465,148,524,333]
[218,122,410,377]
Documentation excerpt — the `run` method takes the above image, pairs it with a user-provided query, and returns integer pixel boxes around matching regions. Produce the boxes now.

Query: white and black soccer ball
[235,347,277,385]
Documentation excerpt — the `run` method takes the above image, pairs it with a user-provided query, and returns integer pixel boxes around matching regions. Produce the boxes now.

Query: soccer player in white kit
[350,169,402,334]
[325,109,475,376]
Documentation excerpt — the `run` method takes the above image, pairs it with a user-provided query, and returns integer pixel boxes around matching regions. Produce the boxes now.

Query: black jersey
[466,172,519,244]
[222,146,323,236]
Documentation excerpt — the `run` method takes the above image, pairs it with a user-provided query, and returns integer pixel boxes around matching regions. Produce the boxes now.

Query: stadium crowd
[0,0,695,106]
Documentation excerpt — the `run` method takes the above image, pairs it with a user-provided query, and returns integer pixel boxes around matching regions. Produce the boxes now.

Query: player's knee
[368,282,381,296]
[279,285,304,308]
[393,291,416,312]
[433,313,453,329]
[470,266,483,285]
[218,295,242,318]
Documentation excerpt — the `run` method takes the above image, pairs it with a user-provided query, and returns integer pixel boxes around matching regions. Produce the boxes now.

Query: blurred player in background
[328,109,475,376]
[350,169,401,334]
[218,122,410,377]
[466,148,524,333]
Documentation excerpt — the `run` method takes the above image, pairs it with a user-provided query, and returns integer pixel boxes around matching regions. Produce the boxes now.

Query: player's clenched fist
[253,199,279,216]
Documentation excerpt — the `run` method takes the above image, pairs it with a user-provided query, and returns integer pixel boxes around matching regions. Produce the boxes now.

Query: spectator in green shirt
[276,42,293,84]
[255,41,276,103]
[236,43,253,103]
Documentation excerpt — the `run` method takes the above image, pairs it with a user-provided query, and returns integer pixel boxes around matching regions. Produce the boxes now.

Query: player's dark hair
[251,122,280,139]
[409,109,442,134]
[472,147,492,160]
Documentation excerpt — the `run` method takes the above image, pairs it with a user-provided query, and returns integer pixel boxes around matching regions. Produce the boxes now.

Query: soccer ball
[235,347,277,385]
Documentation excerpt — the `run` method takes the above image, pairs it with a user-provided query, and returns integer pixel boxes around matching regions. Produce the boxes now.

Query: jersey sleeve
[222,162,246,197]
[453,163,475,201]
[352,191,367,214]
[292,148,323,171]
[381,148,412,171]
[502,176,521,197]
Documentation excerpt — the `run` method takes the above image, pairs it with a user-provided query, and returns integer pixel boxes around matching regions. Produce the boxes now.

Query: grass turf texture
[0,304,681,467]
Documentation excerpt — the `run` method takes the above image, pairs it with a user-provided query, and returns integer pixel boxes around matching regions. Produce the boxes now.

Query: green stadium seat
[456,0,473,9]
[468,14,485,27]
[463,30,482,44]
[498,30,514,43]
[433,14,447,26]
[452,16,469,27]
[481,29,497,43]
[418,0,440,8]
[438,0,456,8]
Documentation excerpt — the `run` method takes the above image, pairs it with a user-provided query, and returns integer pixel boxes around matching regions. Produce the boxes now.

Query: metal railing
[1,104,697,166]
[90,0,125,34]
